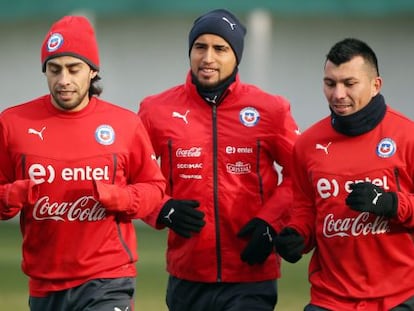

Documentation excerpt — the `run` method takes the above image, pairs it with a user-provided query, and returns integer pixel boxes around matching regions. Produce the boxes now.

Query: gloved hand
[237,218,276,265]
[345,182,397,218]
[2,179,39,210]
[93,180,131,213]
[157,199,205,238]
[274,227,305,263]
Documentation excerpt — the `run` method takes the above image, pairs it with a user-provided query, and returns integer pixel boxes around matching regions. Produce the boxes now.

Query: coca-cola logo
[323,212,390,238]
[176,147,202,158]
[32,195,106,222]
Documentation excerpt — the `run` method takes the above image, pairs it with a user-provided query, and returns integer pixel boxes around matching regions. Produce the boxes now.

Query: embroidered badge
[95,125,115,145]
[239,107,260,127]
[376,138,396,158]
[47,33,64,52]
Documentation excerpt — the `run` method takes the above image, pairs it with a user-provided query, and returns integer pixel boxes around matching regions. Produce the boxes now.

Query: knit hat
[41,16,99,72]
[188,9,246,64]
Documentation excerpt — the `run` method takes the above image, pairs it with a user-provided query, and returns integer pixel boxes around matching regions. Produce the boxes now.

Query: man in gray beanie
[139,8,300,311]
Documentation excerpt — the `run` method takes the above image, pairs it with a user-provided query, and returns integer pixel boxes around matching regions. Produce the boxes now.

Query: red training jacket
[289,106,414,310]
[139,72,299,282]
[0,95,166,297]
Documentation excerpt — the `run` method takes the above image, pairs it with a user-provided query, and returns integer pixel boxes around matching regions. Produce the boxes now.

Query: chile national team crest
[95,125,115,145]
[47,33,64,52]
[376,137,396,158]
[239,107,260,127]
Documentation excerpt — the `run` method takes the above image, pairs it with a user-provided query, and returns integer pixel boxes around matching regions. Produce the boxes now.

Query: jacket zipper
[256,140,264,204]
[168,139,174,195]
[212,104,222,282]
[112,153,133,262]
[394,167,401,191]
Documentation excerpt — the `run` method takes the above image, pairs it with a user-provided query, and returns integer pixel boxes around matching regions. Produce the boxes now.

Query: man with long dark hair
[0,15,166,311]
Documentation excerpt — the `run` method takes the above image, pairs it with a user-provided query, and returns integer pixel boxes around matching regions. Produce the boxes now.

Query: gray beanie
[188,9,247,64]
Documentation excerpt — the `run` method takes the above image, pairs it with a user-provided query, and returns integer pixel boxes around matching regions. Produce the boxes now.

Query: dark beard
[191,68,238,105]
[51,90,89,112]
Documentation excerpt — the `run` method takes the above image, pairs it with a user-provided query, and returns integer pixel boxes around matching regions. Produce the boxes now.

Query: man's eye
[194,44,206,50]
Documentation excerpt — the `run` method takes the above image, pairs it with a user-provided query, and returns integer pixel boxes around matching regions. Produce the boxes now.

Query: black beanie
[188,9,246,64]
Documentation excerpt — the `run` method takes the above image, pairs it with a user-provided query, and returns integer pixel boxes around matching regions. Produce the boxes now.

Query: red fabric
[93,180,131,213]
[289,107,414,310]
[0,179,39,218]
[3,179,38,206]
[41,15,99,71]
[0,95,166,296]
[139,72,299,282]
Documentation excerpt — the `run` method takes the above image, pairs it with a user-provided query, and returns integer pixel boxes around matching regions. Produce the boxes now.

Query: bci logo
[28,164,110,184]
[316,176,390,199]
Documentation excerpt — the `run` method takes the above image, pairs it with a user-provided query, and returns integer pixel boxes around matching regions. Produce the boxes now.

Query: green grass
[0,221,310,310]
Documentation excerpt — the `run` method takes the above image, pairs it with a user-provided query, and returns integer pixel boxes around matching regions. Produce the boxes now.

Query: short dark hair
[326,38,379,76]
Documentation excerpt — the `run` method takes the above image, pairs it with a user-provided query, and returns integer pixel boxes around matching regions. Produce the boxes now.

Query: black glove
[157,199,206,238]
[274,227,305,263]
[345,182,398,218]
[237,218,276,265]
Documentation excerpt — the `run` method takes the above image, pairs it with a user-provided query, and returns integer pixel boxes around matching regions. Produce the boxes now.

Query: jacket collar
[184,70,241,106]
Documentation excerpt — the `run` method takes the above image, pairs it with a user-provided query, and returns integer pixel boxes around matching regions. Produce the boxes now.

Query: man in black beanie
[139,8,299,311]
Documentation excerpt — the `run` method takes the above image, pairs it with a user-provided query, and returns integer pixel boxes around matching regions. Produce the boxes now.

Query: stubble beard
[51,90,89,111]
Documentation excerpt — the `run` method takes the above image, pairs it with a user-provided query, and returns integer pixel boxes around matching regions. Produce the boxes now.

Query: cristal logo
[317,176,390,199]
[323,212,390,238]
[226,161,251,174]
[29,164,110,184]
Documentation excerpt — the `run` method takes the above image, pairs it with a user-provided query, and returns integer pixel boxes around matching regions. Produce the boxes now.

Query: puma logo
[315,142,332,154]
[164,208,175,223]
[263,226,273,243]
[172,110,190,124]
[204,96,218,104]
[28,126,46,140]
[372,188,383,205]
[222,17,236,30]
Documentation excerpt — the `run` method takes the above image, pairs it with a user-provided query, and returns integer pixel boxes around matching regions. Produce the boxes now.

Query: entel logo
[317,175,390,199]
[225,146,253,154]
[29,164,110,184]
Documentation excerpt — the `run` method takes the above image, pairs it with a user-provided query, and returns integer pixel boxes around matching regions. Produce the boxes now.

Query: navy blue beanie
[188,9,246,64]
